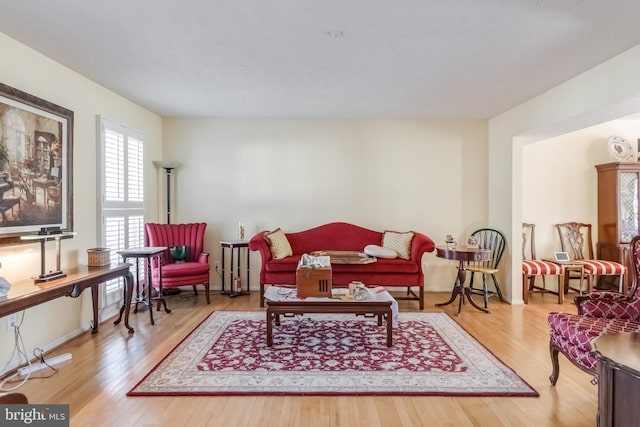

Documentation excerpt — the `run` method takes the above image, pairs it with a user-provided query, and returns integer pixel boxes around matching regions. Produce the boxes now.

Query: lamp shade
[153,160,181,169]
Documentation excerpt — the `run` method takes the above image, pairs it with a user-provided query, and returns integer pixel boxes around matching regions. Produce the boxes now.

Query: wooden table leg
[154,254,171,314]
[557,274,564,304]
[437,260,489,315]
[436,277,463,308]
[463,287,489,314]
[123,271,134,334]
[266,309,274,347]
[386,308,393,347]
[91,284,100,334]
[114,271,135,334]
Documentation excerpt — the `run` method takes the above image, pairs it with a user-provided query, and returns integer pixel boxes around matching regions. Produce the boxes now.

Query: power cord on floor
[0,312,31,391]
[32,348,60,376]
[0,313,59,391]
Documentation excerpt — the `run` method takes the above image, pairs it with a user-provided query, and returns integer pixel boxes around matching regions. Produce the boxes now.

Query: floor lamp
[153,161,181,224]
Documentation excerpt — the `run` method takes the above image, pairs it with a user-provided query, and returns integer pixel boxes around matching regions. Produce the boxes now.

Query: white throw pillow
[264,228,293,259]
[364,244,397,259]
[382,230,415,260]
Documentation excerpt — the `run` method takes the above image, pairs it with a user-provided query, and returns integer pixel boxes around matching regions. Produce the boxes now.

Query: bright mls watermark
[1,404,69,426]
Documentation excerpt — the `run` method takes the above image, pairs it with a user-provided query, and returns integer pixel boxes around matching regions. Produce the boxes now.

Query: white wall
[162,118,489,292]
[0,33,163,372]
[490,44,640,303]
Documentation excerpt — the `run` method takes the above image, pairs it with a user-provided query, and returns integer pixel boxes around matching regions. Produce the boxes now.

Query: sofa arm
[410,231,436,262]
[249,231,273,264]
[576,291,640,319]
[198,252,209,264]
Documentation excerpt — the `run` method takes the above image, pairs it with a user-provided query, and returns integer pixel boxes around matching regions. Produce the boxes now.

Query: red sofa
[249,222,435,309]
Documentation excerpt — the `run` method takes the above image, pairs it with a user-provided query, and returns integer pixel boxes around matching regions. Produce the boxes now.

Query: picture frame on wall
[0,82,73,243]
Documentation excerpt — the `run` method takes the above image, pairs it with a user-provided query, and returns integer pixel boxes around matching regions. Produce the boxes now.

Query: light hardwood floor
[4,289,596,427]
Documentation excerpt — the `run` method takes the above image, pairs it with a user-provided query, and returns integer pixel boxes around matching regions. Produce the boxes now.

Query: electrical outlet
[214,260,220,271]
[6,313,18,331]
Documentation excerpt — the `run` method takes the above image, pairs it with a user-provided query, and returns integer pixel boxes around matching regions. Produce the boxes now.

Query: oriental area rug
[128,311,538,397]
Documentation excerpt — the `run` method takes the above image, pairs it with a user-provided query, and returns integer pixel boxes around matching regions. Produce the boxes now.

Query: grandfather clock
[595,162,640,292]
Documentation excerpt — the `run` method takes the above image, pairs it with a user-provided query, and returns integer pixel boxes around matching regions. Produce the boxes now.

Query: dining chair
[521,223,564,304]
[467,228,506,308]
[555,222,626,293]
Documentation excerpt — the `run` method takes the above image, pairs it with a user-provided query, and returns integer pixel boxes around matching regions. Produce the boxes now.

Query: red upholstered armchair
[547,235,640,385]
[144,223,211,304]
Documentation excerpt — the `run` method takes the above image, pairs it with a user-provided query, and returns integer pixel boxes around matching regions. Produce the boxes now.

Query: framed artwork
[0,83,73,243]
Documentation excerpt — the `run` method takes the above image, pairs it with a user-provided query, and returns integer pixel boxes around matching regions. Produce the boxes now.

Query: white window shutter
[98,116,146,311]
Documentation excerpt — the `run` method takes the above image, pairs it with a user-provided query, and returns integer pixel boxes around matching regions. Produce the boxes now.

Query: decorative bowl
[169,245,188,262]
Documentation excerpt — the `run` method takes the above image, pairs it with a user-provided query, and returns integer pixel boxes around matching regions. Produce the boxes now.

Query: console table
[0,264,134,334]
[593,333,640,426]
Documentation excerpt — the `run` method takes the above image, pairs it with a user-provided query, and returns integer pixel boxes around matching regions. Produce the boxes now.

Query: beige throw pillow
[265,228,293,259]
[382,230,415,260]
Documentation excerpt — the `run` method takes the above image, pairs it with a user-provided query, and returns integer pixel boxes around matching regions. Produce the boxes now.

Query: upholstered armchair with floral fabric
[547,235,640,385]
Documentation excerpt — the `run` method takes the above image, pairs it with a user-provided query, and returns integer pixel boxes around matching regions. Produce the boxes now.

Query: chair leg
[549,341,561,386]
[491,273,504,301]
[192,285,198,296]
[619,273,624,293]
[482,275,489,308]
[260,283,266,307]
[204,283,210,304]
[522,272,529,304]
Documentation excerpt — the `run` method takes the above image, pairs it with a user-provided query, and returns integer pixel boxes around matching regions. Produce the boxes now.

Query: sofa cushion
[382,231,414,260]
[158,262,210,278]
[265,256,418,274]
[364,244,397,259]
[264,228,293,259]
[331,257,418,274]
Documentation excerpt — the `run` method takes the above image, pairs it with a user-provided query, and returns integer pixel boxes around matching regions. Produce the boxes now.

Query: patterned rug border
[128,311,539,397]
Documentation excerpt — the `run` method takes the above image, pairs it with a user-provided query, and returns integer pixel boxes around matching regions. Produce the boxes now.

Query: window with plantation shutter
[98,116,145,312]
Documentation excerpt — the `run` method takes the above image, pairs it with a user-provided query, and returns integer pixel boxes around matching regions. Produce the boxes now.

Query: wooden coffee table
[264,290,394,347]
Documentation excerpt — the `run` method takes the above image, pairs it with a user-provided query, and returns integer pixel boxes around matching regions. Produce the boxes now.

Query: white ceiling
[2,0,640,119]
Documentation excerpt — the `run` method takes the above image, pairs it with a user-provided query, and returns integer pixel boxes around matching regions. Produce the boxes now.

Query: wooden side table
[220,240,250,297]
[117,247,170,325]
[543,259,586,295]
[435,245,492,315]
[592,333,640,426]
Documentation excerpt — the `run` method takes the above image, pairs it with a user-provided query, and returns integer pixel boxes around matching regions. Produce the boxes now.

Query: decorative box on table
[296,254,332,297]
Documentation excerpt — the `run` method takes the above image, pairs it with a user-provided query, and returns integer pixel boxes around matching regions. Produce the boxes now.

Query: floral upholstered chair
[547,235,640,385]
